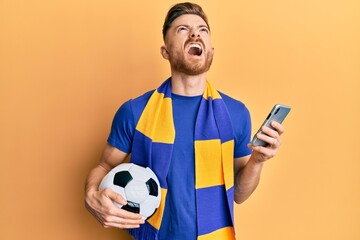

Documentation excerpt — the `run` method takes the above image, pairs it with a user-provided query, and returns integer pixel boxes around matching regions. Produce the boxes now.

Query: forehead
[170,14,208,29]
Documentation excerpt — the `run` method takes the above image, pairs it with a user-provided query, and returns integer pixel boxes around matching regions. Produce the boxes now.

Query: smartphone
[251,104,291,147]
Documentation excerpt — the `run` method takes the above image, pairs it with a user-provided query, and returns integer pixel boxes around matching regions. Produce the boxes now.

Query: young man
[85,2,285,240]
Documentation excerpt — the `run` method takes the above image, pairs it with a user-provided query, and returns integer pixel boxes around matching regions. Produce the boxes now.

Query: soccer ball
[99,163,161,219]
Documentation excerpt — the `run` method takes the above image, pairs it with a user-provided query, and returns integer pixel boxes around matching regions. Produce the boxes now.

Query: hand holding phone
[251,104,291,147]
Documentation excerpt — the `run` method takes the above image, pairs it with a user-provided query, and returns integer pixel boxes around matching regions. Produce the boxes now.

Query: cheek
[203,38,213,50]
[169,35,186,48]
[206,43,214,55]
[169,43,184,55]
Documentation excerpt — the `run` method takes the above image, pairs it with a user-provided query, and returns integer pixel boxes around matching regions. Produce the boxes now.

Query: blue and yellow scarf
[128,78,236,240]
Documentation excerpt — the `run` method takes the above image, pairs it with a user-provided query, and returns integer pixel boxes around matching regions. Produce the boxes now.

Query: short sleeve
[233,106,252,158]
[107,101,135,153]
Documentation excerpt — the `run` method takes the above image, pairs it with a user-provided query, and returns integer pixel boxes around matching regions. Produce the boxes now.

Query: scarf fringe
[127,222,158,240]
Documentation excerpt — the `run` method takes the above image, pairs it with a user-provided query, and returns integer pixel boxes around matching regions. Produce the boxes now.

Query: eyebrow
[198,25,209,30]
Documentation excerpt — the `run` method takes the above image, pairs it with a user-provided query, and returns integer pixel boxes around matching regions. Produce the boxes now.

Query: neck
[170,72,207,96]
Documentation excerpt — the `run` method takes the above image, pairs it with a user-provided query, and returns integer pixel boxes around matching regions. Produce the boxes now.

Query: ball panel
[124,180,149,203]
[122,201,140,214]
[139,195,160,219]
[113,171,133,187]
[140,207,157,220]
[146,178,159,197]
[128,164,150,182]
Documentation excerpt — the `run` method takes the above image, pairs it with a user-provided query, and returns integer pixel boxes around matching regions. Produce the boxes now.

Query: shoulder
[219,91,250,117]
[126,90,154,123]
[218,91,251,135]
[108,90,155,153]
[130,90,154,104]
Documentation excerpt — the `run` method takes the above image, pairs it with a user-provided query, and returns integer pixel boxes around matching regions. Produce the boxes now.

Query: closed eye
[200,27,209,33]
[177,26,189,32]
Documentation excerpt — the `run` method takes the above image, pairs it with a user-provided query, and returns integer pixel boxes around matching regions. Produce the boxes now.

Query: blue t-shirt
[107,90,252,240]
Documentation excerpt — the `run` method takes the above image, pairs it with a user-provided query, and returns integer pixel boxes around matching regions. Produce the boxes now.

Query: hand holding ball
[99,163,161,219]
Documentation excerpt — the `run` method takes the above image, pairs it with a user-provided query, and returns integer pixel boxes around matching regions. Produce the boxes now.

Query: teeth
[189,43,202,50]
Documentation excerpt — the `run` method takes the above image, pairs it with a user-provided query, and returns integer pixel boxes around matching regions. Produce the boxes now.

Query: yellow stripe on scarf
[198,226,236,240]
[202,81,222,100]
[195,139,235,189]
[195,139,224,188]
[222,140,235,191]
[136,90,175,143]
[147,188,167,229]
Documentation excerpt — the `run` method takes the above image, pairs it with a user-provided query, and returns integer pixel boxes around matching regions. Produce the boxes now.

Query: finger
[261,126,280,139]
[270,121,285,135]
[103,221,142,229]
[251,145,276,159]
[255,132,279,147]
[102,213,145,227]
[101,215,143,229]
[117,208,144,220]
[99,189,143,220]
[102,188,127,205]
[102,201,144,220]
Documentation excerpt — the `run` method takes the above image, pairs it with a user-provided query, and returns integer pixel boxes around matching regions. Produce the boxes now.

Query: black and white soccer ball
[99,163,161,219]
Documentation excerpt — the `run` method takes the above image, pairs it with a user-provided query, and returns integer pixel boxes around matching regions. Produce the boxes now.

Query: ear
[160,45,169,60]
[209,47,215,58]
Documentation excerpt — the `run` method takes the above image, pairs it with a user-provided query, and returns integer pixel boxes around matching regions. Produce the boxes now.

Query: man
[85,2,285,240]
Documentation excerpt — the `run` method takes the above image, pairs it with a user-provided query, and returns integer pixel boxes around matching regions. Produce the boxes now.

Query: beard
[168,48,214,76]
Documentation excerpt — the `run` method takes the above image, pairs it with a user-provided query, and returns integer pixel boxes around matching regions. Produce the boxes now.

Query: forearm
[85,164,109,195]
[85,144,126,194]
[234,121,285,204]
[234,156,264,204]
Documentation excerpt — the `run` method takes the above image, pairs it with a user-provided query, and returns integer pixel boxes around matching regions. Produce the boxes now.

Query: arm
[234,121,285,204]
[84,143,144,228]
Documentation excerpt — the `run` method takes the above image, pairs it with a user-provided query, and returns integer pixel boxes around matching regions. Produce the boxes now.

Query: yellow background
[1,0,359,239]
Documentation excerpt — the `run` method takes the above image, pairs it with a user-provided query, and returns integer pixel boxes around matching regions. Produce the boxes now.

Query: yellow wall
[1,0,359,239]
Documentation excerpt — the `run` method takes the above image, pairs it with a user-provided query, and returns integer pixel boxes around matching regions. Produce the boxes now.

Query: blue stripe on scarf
[213,99,234,143]
[131,130,172,188]
[195,97,219,141]
[195,97,234,143]
[196,185,233,235]
[128,221,158,240]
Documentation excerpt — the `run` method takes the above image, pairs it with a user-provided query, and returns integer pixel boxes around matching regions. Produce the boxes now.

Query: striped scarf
[128,78,236,240]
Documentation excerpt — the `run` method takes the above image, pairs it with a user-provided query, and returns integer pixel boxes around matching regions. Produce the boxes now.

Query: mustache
[184,38,205,48]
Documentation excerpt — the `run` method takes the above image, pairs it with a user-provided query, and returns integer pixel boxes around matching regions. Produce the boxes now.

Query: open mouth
[187,43,203,56]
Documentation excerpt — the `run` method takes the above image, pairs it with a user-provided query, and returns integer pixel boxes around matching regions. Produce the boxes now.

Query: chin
[171,57,213,76]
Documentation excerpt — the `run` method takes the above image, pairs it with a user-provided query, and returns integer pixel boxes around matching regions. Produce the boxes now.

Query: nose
[190,29,200,38]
